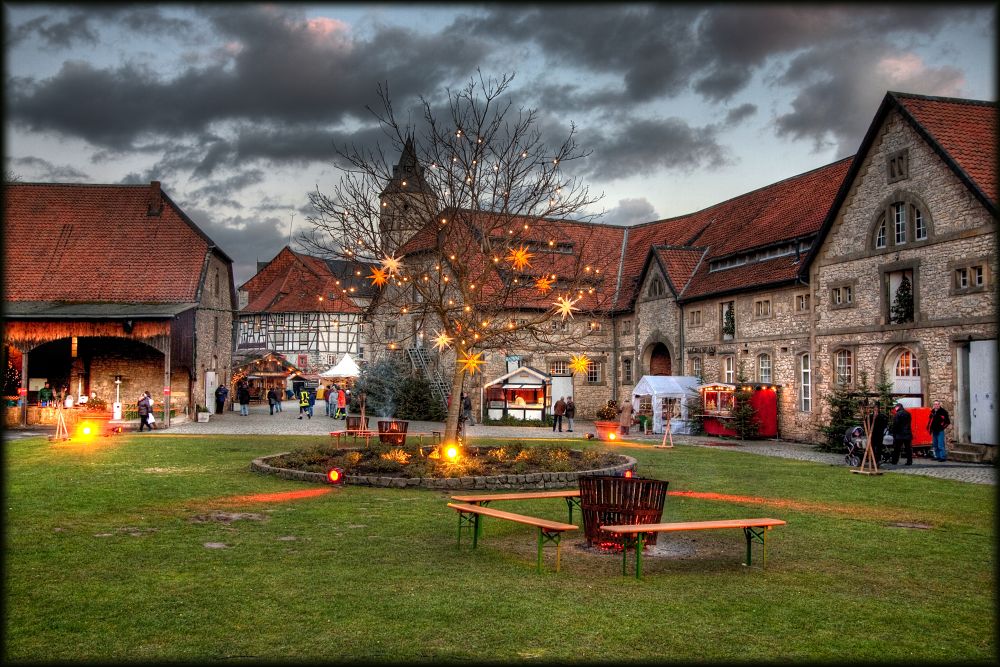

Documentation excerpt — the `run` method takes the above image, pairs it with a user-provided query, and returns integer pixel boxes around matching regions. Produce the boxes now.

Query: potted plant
[196,404,211,422]
[594,400,621,442]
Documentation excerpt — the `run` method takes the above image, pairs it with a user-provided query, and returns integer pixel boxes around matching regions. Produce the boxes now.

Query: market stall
[630,375,700,434]
[697,382,779,438]
[319,353,361,389]
[482,366,551,421]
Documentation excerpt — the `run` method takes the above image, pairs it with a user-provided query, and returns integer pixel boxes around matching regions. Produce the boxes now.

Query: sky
[4,3,996,286]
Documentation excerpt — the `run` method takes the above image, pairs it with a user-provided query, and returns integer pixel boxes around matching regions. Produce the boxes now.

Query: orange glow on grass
[215,488,334,504]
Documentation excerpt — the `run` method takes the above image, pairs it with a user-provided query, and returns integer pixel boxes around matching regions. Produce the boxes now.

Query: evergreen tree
[722,303,736,338]
[731,362,758,440]
[818,380,861,452]
[890,274,914,324]
[685,367,707,435]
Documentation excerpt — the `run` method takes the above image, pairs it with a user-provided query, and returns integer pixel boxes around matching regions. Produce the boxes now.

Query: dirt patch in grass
[189,511,268,524]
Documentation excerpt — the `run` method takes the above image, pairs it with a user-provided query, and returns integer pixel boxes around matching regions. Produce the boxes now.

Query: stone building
[342,91,999,456]
[3,181,236,426]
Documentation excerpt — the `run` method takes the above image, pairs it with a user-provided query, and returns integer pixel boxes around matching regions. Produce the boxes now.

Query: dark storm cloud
[724,104,757,126]
[6,5,489,151]
[179,203,290,284]
[599,198,659,227]
[4,6,200,48]
[581,117,731,182]
[191,169,265,202]
[774,41,966,155]
[6,156,89,181]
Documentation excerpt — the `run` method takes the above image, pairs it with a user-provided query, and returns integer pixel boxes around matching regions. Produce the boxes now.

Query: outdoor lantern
[445,446,459,461]
[326,467,345,485]
[623,470,633,478]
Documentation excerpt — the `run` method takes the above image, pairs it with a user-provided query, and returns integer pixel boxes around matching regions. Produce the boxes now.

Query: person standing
[565,397,576,432]
[38,381,54,407]
[298,387,310,419]
[214,384,229,414]
[267,387,279,415]
[144,391,157,430]
[307,386,316,418]
[237,383,251,417]
[890,403,913,466]
[335,386,347,419]
[871,403,889,463]
[137,392,152,432]
[462,392,475,426]
[552,396,566,432]
[619,397,635,436]
[928,399,951,462]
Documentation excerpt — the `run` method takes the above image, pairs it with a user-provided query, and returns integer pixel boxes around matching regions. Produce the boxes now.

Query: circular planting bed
[252,443,637,490]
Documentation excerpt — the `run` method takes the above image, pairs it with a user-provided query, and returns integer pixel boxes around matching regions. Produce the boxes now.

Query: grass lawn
[4,433,995,662]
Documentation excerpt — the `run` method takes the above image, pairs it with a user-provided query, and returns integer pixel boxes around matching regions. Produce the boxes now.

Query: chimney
[147,180,163,216]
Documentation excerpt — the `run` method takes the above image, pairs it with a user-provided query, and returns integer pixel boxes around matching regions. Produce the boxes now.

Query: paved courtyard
[7,399,994,485]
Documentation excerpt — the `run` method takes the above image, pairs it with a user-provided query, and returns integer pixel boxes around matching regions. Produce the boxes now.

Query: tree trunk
[443,365,466,445]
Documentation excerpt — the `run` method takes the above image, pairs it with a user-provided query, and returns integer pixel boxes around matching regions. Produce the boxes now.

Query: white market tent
[630,375,700,434]
[319,353,361,379]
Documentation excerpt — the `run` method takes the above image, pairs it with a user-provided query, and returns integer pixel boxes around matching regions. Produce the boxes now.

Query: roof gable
[3,182,226,304]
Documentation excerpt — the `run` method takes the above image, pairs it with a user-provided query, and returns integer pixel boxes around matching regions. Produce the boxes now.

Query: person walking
[552,396,566,432]
[137,391,152,432]
[565,397,576,432]
[335,386,347,419]
[890,403,913,466]
[267,387,279,415]
[619,397,635,436]
[144,391,157,430]
[215,384,229,414]
[307,386,316,418]
[298,387,311,419]
[462,392,475,426]
[928,399,951,462]
[237,383,251,417]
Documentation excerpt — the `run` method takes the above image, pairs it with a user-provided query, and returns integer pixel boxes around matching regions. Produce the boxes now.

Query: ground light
[444,445,459,461]
[326,467,345,484]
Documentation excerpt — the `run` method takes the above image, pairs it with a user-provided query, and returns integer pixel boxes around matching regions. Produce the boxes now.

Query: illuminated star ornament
[381,254,403,275]
[368,267,389,288]
[553,295,579,320]
[569,354,590,375]
[534,276,554,293]
[506,245,534,271]
[432,330,454,351]
[459,352,485,375]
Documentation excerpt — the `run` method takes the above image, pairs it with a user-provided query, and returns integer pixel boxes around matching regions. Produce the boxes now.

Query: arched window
[799,354,811,412]
[648,277,665,297]
[895,350,920,377]
[835,349,853,385]
[757,353,771,384]
[872,198,931,250]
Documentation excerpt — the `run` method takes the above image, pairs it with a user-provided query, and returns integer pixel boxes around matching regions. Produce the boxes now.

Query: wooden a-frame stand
[851,404,882,476]
[48,403,70,442]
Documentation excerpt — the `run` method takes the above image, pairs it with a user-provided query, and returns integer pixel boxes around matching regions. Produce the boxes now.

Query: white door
[970,340,998,445]
[205,371,218,414]
[551,375,573,409]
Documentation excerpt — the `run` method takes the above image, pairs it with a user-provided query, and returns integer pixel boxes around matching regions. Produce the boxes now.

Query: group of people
[551,396,576,432]
[212,382,352,420]
[868,400,952,465]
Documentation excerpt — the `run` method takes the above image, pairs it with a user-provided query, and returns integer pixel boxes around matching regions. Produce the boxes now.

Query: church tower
[379,137,438,253]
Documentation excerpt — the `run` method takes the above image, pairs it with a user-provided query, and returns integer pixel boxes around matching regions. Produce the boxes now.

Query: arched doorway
[649,342,672,376]
[887,347,922,407]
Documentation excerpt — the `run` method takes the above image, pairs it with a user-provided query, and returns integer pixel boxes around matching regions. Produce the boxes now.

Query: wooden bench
[447,502,577,573]
[451,490,582,526]
[601,518,787,578]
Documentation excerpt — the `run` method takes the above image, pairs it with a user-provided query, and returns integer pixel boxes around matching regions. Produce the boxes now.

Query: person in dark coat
[565,397,576,432]
[267,388,279,415]
[237,383,251,416]
[871,403,889,463]
[890,403,913,465]
[214,384,229,414]
[928,399,951,461]
[137,391,152,432]
[552,396,566,432]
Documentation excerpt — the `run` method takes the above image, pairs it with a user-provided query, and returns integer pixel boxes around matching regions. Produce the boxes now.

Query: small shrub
[380,448,411,464]
[595,400,619,420]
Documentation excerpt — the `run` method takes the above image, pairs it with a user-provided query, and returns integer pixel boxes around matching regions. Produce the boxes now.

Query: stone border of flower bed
[250,450,638,490]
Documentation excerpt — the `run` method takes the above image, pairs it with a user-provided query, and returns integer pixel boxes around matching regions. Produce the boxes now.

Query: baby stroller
[844,425,892,466]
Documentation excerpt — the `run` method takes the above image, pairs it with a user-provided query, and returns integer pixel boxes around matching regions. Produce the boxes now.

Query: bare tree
[303,72,618,446]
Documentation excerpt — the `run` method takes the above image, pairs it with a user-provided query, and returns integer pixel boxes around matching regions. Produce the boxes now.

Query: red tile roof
[654,247,707,295]
[894,92,998,205]
[240,247,368,314]
[3,182,227,304]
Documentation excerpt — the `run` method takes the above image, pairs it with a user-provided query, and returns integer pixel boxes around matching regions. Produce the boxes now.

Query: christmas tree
[890,274,914,324]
